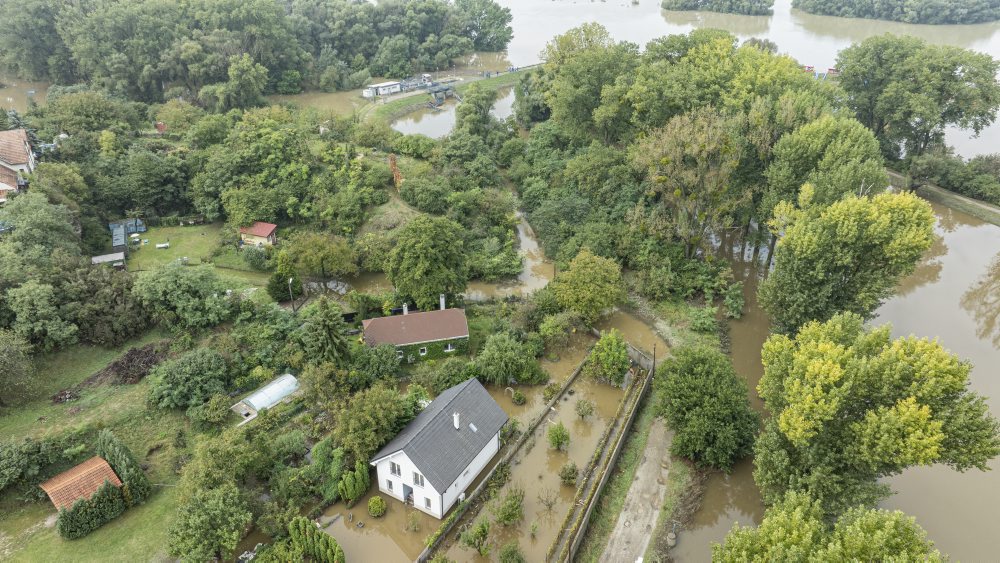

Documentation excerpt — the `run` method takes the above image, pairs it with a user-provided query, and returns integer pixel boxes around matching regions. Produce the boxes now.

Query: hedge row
[289,516,345,563]
[56,481,126,540]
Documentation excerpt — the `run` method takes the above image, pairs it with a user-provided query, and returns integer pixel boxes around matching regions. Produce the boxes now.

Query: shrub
[657,346,759,471]
[511,390,527,405]
[499,541,527,563]
[559,462,579,486]
[476,332,538,386]
[575,398,595,419]
[56,480,127,539]
[96,429,151,506]
[337,460,371,507]
[351,343,401,381]
[368,495,388,518]
[723,282,744,319]
[412,357,475,395]
[133,264,232,330]
[148,348,229,409]
[586,329,630,386]
[493,486,524,526]
[548,421,570,451]
[538,311,582,349]
[242,246,269,271]
[689,306,718,333]
[542,382,560,403]
[289,516,346,562]
[460,518,491,556]
[186,393,232,427]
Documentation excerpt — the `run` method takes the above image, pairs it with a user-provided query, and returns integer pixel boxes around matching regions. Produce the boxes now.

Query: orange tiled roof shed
[39,456,122,511]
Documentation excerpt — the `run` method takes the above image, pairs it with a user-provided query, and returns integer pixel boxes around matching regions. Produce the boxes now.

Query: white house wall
[441,432,500,515]
[374,451,444,519]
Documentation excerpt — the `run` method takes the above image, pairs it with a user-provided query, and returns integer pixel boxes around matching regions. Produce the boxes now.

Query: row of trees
[0,0,514,102]
[661,0,774,15]
[793,0,1000,24]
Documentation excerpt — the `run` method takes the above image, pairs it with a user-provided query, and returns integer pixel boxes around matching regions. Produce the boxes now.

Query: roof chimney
[403,303,409,315]
[453,412,460,430]
[440,294,446,311]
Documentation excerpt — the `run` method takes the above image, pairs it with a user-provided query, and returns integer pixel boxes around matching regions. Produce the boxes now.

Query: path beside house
[601,420,673,563]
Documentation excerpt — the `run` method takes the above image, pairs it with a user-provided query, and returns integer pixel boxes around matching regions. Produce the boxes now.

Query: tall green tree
[632,107,747,258]
[837,35,1000,157]
[455,0,513,51]
[284,232,358,281]
[551,249,624,324]
[296,297,351,368]
[133,264,232,331]
[387,216,468,310]
[714,492,945,561]
[759,191,934,334]
[754,313,1000,515]
[586,329,630,386]
[0,329,34,406]
[7,281,78,352]
[168,483,252,562]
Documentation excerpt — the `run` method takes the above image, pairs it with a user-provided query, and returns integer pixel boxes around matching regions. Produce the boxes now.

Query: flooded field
[391,87,516,139]
[0,74,47,113]
[675,201,1000,561]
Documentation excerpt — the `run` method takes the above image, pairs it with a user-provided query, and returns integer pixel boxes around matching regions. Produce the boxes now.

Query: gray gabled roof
[371,378,508,492]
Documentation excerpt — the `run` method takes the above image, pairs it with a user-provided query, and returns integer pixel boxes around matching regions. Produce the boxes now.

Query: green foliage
[56,480,127,540]
[337,460,371,508]
[168,483,252,561]
[0,329,33,404]
[133,264,232,331]
[754,313,1000,515]
[284,232,358,280]
[759,192,934,334]
[332,384,422,463]
[551,249,624,324]
[793,0,1000,23]
[498,541,526,563]
[837,35,1000,158]
[302,439,345,504]
[688,305,718,334]
[548,421,570,451]
[658,346,758,471]
[723,282,745,319]
[368,495,388,518]
[267,252,303,302]
[7,280,78,353]
[492,485,525,526]
[542,382,561,403]
[186,394,233,428]
[538,311,582,349]
[148,349,229,410]
[288,516,346,563]
[586,329,630,386]
[511,390,527,406]
[351,343,402,381]
[559,462,579,486]
[713,492,945,561]
[296,297,352,367]
[476,332,539,386]
[575,398,595,419]
[460,518,491,556]
[909,149,1000,206]
[96,429,151,506]
[412,357,475,395]
[662,0,773,15]
[241,246,269,271]
[387,215,469,310]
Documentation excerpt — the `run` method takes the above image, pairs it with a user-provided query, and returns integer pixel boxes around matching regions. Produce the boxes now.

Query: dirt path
[601,420,674,563]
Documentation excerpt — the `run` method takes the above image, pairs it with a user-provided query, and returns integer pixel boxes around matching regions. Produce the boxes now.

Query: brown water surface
[0,74,48,113]
[391,87,515,139]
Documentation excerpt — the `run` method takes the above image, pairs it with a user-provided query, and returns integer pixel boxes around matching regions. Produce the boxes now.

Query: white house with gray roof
[370,378,508,519]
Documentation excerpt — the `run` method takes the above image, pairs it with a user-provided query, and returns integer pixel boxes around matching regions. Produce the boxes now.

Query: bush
[586,329,631,386]
[548,421,570,451]
[511,390,527,405]
[689,306,718,333]
[476,332,540,386]
[337,460,371,507]
[538,311,582,349]
[723,282,745,319]
[559,462,579,486]
[575,398,595,419]
[499,541,526,563]
[186,393,232,427]
[493,486,524,526]
[460,518,491,556]
[148,348,229,409]
[289,516,346,562]
[368,495,388,518]
[133,264,232,330]
[412,357,475,395]
[56,480,126,539]
[242,246,269,271]
[542,382,560,403]
[96,429,151,506]
[351,343,401,381]
[657,346,759,471]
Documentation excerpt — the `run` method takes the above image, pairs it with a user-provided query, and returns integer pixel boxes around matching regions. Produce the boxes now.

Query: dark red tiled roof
[239,221,277,238]
[0,129,31,166]
[362,308,469,346]
[39,457,122,511]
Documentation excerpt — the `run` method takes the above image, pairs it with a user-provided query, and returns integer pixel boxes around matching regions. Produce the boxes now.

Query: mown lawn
[0,330,190,562]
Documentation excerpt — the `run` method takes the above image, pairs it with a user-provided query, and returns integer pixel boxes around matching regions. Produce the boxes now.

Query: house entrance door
[403,484,413,505]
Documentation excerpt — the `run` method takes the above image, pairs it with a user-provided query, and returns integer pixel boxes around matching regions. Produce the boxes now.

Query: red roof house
[239,221,278,246]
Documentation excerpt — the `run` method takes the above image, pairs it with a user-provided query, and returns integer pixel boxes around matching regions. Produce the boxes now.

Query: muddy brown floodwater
[674,201,1000,562]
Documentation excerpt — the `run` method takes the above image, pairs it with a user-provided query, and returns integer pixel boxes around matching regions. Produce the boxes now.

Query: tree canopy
[661,0,774,15]
[754,313,1000,515]
[551,249,624,324]
[387,215,469,310]
[794,0,1000,24]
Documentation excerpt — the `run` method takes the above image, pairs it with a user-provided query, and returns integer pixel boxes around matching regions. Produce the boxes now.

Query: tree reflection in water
[961,253,1000,346]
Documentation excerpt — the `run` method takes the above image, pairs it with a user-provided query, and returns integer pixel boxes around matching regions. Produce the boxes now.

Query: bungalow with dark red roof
[0,129,34,204]
[239,221,278,246]
[362,299,469,362]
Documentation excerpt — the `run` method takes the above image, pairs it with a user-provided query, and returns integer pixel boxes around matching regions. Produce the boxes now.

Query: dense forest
[661,0,774,15]
[793,0,1000,24]
[0,0,513,102]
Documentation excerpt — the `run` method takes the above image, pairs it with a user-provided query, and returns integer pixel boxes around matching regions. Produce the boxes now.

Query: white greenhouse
[231,374,299,426]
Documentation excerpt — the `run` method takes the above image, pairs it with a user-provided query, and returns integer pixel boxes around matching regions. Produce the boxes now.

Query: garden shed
[231,374,299,425]
[39,456,122,511]
[238,221,278,246]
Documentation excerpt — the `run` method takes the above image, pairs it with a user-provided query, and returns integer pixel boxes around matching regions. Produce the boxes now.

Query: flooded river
[391,87,516,138]
[673,202,1000,561]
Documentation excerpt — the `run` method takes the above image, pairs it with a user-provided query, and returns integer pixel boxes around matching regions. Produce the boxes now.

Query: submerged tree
[754,313,1000,515]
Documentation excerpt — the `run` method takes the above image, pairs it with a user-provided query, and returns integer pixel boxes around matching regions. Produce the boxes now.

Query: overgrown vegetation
[793,0,1000,24]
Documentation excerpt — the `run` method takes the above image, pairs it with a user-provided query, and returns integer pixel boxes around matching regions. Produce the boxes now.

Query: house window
[419,347,428,356]
[444,343,455,352]
[424,497,431,509]
[396,349,404,359]
[413,472,425,487]
[390,462,401,477]
[386,479,393,491]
